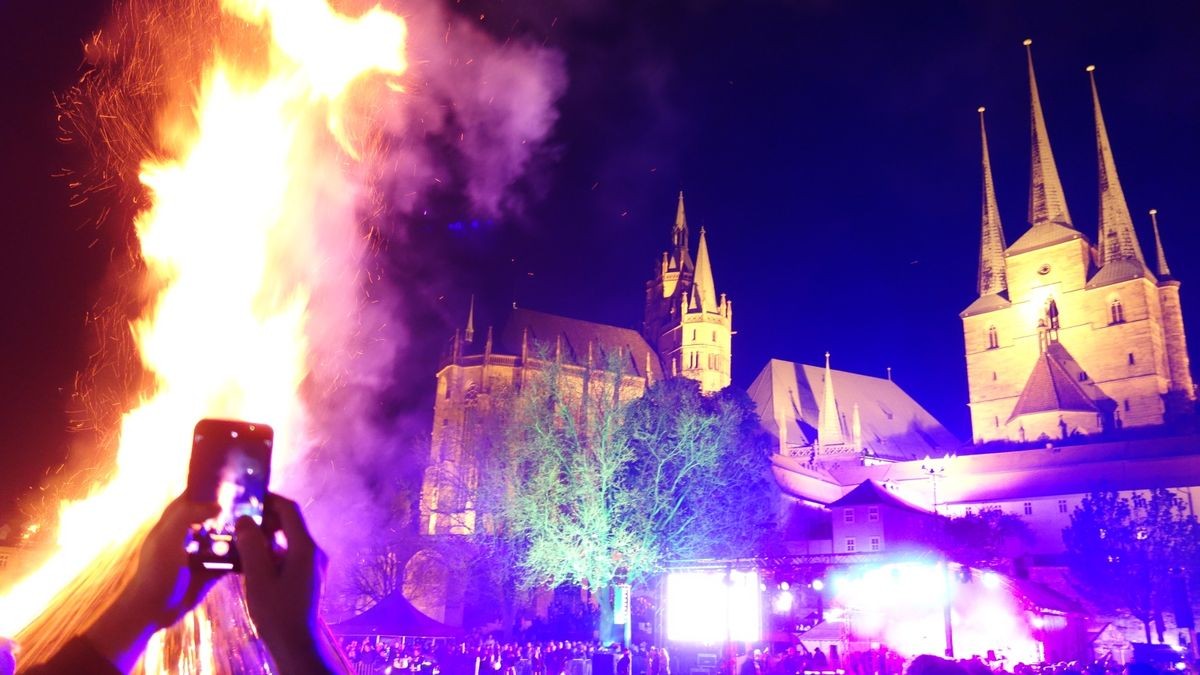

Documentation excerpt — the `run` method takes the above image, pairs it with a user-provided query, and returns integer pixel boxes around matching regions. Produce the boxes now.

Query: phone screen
[185,419,273,571]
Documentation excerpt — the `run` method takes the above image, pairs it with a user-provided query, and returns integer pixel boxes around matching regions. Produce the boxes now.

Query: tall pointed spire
[671,191,694,271]
[977,107,1008,296]
[817,352,844,448]
[1024,39,1073,229]
[1088,65,1145,266]
[464,294,476,344]
[692,226,718,312]
[1149,209,1172,278]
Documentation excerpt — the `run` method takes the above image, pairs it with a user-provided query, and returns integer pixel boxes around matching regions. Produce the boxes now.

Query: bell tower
[643,192,733,393]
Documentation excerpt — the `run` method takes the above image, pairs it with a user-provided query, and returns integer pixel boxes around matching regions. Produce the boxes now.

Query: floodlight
[665,570,762,643]
[773,590,794,613]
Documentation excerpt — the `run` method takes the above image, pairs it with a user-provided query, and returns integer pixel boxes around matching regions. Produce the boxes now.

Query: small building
[828,480,938,555]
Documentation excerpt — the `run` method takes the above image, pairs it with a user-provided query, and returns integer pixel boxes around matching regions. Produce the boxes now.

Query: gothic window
[987,325,999,350]
[1078,371,1087,382]
[1109,298,1125,324]
[1123,400,1130,412]
[1128,352,1136,365]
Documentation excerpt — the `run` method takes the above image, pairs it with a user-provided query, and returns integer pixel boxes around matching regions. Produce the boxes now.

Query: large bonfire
[1,0,407,669]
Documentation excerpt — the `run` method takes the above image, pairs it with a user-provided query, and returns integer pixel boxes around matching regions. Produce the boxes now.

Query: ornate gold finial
[1023,38,1033,47]
[1086,64,1096,73]
[978,106,986,113]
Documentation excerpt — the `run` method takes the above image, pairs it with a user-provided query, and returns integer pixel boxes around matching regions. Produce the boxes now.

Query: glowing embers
[666,569,762,644]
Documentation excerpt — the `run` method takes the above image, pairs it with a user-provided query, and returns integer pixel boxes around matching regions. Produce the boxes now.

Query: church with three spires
[962,40,1194,444]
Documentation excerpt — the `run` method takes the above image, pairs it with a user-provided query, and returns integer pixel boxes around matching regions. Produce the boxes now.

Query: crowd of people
[337,638,672,675]
[332,636,1200,675]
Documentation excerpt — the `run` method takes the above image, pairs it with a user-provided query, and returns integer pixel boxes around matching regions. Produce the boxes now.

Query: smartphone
[184,418,273,571]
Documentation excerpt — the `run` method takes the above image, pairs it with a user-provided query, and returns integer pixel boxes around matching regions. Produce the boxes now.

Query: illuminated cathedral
[419,192,734,540]
[413,42,1199,627]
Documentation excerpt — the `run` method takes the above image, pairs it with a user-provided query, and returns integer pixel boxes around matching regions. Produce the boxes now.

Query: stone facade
[420,313,659,536]
[420,195,730,537]
[963,236,1180,442]
[643,193,733,393]
[961,50,1193,444]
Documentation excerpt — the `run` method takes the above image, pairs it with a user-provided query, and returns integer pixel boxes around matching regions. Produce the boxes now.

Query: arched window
[987,325,999,350]
[1110,297,1125,324]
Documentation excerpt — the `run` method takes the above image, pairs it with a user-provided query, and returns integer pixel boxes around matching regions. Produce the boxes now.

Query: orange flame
[0,0,406,644]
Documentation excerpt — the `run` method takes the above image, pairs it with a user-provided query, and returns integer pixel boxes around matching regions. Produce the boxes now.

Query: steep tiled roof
[960,292,1011,318]
[749,359,960,461]
[1085,258,1154,290]
[827,479,931,515]
[1008,342,1111,422]
[1006,222,1084,256]
[496,308,664,380]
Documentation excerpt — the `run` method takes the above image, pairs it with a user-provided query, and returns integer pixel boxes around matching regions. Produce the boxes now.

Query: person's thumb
[235,516,272,581]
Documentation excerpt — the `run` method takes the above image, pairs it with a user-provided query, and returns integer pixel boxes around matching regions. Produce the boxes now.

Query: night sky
[2,1,1199,513]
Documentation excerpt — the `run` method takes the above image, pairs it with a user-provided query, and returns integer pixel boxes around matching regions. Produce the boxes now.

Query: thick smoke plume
[270,0,568,617]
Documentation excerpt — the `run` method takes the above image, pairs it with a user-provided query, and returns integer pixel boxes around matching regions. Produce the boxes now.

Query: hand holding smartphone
[184,418,273,571]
